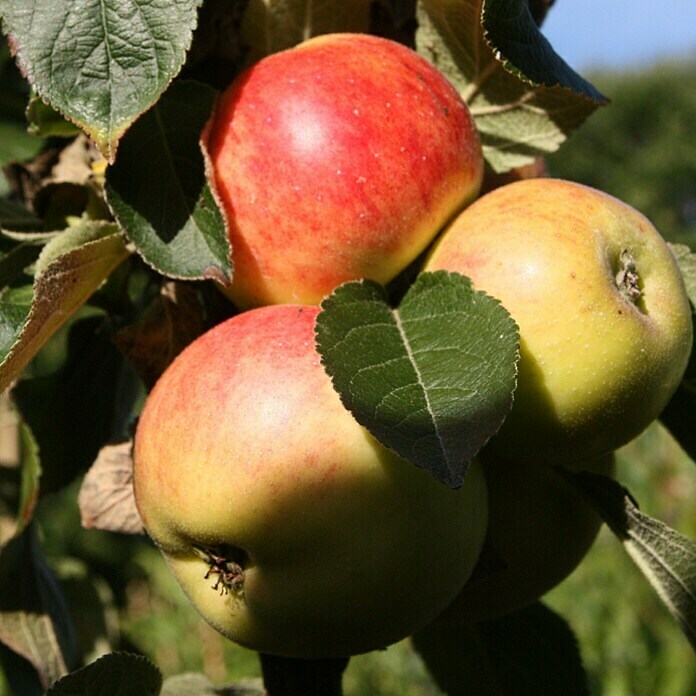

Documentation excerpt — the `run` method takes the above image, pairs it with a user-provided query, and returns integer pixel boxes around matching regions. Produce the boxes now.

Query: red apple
[206,32,483,308]
[133,304,488,658]
[425,178,693,464]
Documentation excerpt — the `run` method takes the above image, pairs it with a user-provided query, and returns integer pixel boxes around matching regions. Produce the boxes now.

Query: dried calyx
[615,248,643,306]
[193,545,246,595]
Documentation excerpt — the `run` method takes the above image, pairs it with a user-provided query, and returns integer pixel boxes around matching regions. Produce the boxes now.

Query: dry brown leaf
[78,441,144,535]
[113,281,208,389]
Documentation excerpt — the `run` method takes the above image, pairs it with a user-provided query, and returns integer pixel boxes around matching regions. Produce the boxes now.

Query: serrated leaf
[241,0,372,63]
[413,601,588,695]
[46,651,162,695]
[415,0,607,172]
[0,525,78,690]
[0,221,129,393]
[560,470,696,650]
[316,271,519,488]
[106,80,231,284]
[0,0,205,161]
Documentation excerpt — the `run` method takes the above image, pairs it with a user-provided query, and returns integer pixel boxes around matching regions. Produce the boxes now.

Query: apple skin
[425,178,693,464]
[427,451,615,625]
[206,32,483,308]
[132,304,488,658]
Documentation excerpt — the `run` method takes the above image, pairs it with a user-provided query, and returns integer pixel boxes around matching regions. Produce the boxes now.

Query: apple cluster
[133,33,693,658]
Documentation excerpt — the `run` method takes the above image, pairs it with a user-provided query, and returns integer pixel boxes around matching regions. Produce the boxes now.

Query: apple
[426,451,615,625]
[425,178,693,464]
[205,32,483,308]
[132,304,488,658]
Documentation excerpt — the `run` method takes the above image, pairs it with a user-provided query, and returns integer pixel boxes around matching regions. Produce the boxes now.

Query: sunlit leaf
[0,0,204,161]
[416,0,607,172]
[316,271,519,488]
[0,221,130,392]
[561,470,696,650]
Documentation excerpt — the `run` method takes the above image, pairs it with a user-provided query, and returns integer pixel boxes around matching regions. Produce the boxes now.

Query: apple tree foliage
[0,0,693,694]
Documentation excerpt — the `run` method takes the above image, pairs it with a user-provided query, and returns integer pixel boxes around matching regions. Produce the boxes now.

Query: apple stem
[259,653,349,696]
[615,249,643,305]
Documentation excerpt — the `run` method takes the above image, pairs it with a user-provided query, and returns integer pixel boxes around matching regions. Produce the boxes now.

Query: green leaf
[0,221,130,393]
[0,0,204,161]
[415,0,607,172]
[315,271,519,488]
[413,601,589,695]
[0,525,79,690]
[560,470,696,650]
[46,652,162,695]
[106,80,231,284]
[241,0,372,63]
[482,0,603,96]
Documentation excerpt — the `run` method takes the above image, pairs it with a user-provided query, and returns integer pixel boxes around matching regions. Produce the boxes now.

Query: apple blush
[206,32,483,308]
[133,304,488,658]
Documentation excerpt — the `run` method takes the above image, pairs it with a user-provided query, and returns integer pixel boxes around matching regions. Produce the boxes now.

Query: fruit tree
[0,1,694,695]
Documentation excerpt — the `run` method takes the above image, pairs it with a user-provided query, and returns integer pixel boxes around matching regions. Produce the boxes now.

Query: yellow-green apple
[425,178,693,464]
[426,451,615,625]
[205,32,483,308]
[132,304,488,658]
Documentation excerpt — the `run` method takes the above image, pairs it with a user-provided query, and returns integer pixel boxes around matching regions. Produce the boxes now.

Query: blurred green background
[1,57,695,696]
